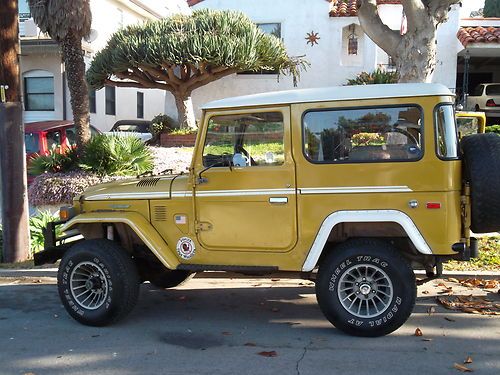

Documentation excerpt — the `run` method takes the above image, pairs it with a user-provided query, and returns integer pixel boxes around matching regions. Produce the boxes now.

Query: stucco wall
[20,52,64,123]
[167,0,462,120]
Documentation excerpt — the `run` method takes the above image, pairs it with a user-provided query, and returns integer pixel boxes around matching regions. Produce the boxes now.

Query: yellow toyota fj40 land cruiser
[36,83,500,337]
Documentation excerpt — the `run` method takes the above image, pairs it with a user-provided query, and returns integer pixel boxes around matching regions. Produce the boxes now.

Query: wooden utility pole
[0,0,30,262]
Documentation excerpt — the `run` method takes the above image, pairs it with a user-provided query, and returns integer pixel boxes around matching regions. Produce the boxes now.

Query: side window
[473,85,483,97]
[435,104,458,159]
[203,112,284,167]
[303,106,422,163]
[46,130,62,150]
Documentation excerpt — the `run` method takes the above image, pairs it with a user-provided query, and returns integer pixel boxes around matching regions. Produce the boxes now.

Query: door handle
[269,197,288,204]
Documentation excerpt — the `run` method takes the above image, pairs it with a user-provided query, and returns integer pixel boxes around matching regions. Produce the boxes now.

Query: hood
[82,174,190,201]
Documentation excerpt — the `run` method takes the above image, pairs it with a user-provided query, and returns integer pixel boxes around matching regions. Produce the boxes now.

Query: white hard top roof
[202,83,453,110]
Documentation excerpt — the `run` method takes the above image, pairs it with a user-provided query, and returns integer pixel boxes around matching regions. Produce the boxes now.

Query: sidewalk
[0,268,498,280]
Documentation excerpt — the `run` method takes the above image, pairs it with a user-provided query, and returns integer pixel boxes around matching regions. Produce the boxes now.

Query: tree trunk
[60,32,91,150]
[395,19,437,83]
[0,0,21,102]
[0,0,30,263]
[357,0,458,84]
[174,93,196,129]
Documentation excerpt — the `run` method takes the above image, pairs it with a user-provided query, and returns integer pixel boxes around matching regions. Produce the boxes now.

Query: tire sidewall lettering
[61,254,114,317]
[327,255,402,327]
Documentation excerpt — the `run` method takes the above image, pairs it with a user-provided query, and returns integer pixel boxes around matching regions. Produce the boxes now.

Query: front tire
[316,239,416,337]
[58,239,140,326]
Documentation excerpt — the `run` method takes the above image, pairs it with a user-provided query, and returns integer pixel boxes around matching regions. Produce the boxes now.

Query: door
[194,107,297,252]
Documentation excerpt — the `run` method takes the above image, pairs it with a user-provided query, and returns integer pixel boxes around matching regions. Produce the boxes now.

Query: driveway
[0,275,498,375]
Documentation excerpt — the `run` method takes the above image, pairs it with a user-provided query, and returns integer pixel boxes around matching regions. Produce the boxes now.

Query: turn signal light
[426,202,441,209]
[59,206,76,221]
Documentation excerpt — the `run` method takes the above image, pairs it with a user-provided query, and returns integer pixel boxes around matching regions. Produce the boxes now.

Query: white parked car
[467,83,500,120]
[105,120,153,142]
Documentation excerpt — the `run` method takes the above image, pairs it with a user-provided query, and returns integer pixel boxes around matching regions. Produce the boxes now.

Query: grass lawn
[444,236,500,271]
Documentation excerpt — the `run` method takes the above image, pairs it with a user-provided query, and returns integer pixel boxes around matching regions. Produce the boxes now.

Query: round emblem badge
[176,237,196,260]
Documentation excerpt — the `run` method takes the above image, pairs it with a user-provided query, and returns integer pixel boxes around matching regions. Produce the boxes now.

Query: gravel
[149,146,193,174]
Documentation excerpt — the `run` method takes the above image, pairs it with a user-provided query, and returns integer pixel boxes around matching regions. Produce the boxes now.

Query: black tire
[148,270,194,289]
[58,239,140,326]
[316,239,416,337]
[461,133,500,233]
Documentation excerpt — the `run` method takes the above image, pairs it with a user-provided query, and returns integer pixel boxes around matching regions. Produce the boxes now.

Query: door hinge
[195,221,213,232]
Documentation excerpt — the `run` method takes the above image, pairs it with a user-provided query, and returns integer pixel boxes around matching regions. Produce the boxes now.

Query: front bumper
[33,220,82,266]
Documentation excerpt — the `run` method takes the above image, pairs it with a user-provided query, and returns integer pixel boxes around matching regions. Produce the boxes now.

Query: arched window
[23,70,54,111]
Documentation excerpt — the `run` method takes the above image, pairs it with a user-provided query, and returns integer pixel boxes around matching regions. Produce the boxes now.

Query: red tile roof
[329,0,401,17]
[457,26,500,47]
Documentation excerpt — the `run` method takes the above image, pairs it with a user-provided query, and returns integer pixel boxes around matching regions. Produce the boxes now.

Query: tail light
[486,99,497,107]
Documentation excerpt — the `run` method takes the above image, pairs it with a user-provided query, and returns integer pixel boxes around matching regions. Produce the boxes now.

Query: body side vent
[154,206,167,221]
[137,178,161,187]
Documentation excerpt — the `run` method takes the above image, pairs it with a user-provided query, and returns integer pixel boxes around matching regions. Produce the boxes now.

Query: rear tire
[461,133,500,233]
[316,239,416,337]
[58,239,140,326]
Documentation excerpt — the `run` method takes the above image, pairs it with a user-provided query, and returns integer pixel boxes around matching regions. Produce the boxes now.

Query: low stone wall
[160,133,197,147]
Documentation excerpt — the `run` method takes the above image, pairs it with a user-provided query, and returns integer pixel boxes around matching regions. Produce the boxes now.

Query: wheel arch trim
[301,210,432,272]
[61,212,179,270]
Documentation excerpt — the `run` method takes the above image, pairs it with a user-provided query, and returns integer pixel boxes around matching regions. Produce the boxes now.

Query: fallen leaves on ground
[258,351,277,357]
[244,342,256,347]
[453,363,473,372]
[427,306,436,315]
[447,278,499,290]
[414,328,423,336]
[437,295,500,315]
[464,356,473,364]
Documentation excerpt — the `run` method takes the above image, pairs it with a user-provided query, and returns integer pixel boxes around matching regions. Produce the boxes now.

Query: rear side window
[302,106,423,163]
[485,85,500,95]
[435,104,458,159]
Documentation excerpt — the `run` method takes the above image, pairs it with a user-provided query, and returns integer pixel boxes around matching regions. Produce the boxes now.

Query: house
[165,0,498,120]
[18,0,189,131]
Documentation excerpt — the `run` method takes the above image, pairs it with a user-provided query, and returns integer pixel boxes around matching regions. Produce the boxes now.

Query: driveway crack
[296,344,308,375]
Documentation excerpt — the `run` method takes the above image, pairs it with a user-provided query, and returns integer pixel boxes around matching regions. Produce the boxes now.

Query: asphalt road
[0,275,499,375]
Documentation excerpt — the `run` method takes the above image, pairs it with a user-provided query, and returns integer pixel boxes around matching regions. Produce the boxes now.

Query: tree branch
[188,68,238,92]
[425,0,461,24]
[357,0,401,57]
[401,0,426,32]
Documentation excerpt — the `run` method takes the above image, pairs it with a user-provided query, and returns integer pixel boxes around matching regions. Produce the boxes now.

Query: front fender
[61,212,179,270]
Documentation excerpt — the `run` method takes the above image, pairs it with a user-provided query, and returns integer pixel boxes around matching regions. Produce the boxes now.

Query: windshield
[25,133,39,153]
[485,84,500,95]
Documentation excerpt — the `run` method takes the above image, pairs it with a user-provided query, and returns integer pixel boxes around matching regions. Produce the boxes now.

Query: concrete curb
[0,268,498,280]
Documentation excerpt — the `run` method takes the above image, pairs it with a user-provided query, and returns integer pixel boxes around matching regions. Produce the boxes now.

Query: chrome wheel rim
[70,261,109,310]
[337,264,393,319]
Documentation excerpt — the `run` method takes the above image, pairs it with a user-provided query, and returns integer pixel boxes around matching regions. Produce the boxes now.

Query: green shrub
[29,211,61,254]
[485,125,500,134]
[168,128,197,136]
[29,147,79,175]
[80,134,154,176]
[346,68,399,85]
[151,113,177,138]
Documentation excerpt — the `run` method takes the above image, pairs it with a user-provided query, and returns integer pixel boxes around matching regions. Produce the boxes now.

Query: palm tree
[28,0,92,149]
